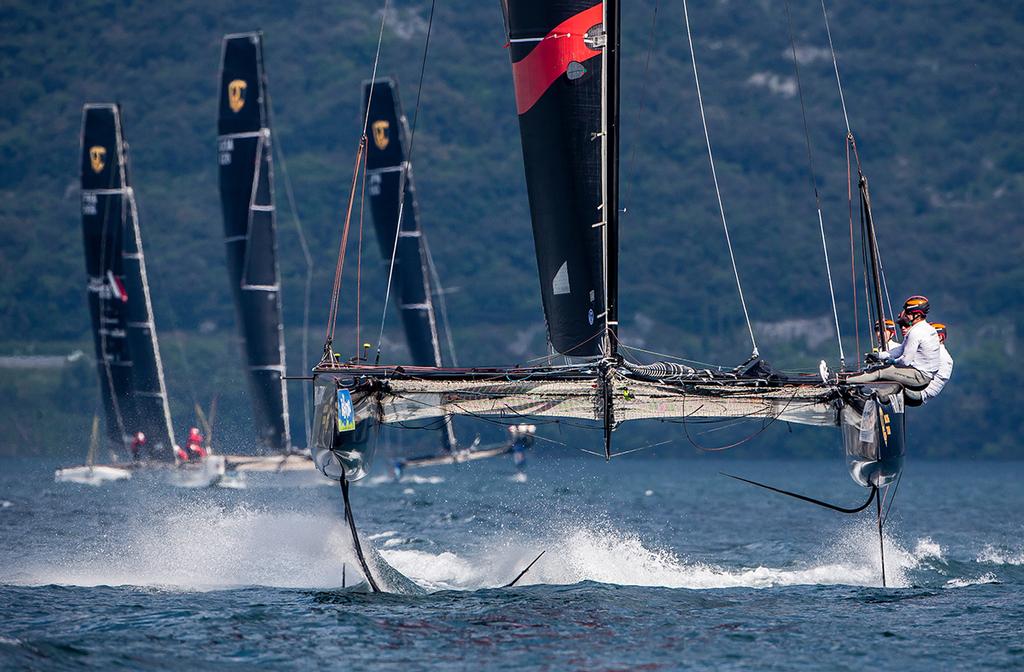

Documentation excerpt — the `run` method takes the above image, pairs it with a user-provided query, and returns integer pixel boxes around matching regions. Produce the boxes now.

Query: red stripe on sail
[511,4,603,115]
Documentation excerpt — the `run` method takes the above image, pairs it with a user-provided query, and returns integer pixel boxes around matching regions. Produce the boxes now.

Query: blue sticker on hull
[337,389,356,432]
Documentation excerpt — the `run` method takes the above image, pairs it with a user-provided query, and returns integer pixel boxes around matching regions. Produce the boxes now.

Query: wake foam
[381,519,939,591]
[16,504,359,590]
[976,544,1024,566]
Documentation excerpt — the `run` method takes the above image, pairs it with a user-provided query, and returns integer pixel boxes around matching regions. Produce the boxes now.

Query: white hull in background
[54,465,133,485]
[165,456,226,488]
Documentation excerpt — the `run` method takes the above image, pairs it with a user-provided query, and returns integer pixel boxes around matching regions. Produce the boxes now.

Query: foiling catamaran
[56,104,225,487]
[309,0,910,589]
[216,32,316,475]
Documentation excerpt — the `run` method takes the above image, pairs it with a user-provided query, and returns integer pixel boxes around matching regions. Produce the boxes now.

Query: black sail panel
[218,32,291,452]
[363,78,444,370]
[80,104,176,458]
[504,1,606,356]
[363,78,454,452]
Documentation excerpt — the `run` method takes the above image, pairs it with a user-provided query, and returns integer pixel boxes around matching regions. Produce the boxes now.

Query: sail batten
[80,103,176,458]
[218,32,291,452]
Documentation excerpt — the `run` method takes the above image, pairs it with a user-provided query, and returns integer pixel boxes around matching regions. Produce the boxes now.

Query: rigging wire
[265,82,314,447]
[374,0,438,365]
[355,146,369,360]
[784,0,845,369]
[422,237,459,367]
[820,0,851,136]
[323,0,390,355]
[846,139,861,366]
[681,0,759,358]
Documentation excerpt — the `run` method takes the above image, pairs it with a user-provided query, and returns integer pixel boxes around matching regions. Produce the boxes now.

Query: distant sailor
[129,432,146,461]
[920,323,954,404]
[848,296,940,394]
[186,427,206,461]
[174,445,189,462]
[877,319,900,351]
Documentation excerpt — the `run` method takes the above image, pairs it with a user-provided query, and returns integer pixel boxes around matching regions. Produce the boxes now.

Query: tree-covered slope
[0,0,1020,456]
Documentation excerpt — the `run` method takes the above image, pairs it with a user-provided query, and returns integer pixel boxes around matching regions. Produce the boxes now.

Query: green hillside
[0,0,1020,457]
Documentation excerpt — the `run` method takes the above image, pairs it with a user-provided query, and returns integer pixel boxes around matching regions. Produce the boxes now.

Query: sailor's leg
[848,365,932,391]
[904,388,924,407]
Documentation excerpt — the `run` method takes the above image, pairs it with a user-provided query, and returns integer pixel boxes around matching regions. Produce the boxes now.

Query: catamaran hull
[842,387,905,488]
[311,377,378,482]
[54,465,133,485]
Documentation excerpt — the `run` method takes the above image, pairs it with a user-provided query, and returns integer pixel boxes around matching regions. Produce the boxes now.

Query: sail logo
[337,389,356,432]
[89,146,106,173]
[228,79,248,113]
[372,120,390,150]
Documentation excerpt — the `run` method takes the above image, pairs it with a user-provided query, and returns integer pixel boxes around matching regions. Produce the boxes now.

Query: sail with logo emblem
[217,32,291,452]
[79,103,176,458]
[363,77,456,453]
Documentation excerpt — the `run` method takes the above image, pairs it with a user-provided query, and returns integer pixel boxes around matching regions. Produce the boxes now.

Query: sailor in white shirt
[848,296,940,392]
[921,323,953,403]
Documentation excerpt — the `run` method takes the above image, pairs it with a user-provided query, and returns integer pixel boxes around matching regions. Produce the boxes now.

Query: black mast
[859,176,888,350]
[603,0,620,358]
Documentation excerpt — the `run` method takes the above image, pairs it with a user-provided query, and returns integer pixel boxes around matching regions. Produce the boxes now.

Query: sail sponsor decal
[107,270,128,303]
[89,146,106,173]
[510,3,603,115]
[372,120,390,150]
[228,79,248,113]
[336,389,356,432]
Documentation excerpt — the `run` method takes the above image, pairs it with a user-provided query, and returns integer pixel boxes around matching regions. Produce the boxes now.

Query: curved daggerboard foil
[504,1,609,356]
[80,104,176,458]
[217,32,291,452]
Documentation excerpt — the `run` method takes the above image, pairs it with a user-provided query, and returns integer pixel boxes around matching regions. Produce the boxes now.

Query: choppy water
[1,455,1022,670]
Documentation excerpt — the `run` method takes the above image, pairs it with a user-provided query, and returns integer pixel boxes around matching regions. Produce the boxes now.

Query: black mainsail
[80,103,176,458]
[217,32,291,452]
[504,1,618,357]
[363,77,455,452]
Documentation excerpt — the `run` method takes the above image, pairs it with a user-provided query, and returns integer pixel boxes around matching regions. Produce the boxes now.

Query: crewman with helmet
[877,318,900,351]
[920,322,954,404]
[185,427,206,461]
[848,295,940,394]
[129,432,146,461]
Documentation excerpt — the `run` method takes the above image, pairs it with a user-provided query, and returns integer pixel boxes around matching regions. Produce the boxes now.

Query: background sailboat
[81,103,177,459]
[217,32,292,455]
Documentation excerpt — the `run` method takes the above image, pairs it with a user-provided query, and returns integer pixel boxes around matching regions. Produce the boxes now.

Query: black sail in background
[503,1,609,357]
[217,32,291,452]
[80,104,176,458]
[363,78,455,451]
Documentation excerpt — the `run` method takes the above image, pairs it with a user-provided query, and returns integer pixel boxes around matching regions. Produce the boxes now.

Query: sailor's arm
[892,329,921,367]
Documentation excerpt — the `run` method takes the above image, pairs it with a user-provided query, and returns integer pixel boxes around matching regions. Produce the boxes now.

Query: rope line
[682,0,758,357]
[323,0,390,356]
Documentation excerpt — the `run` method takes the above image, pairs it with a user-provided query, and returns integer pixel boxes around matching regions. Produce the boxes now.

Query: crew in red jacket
[129,432,146,461]
[186,427,206,461]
